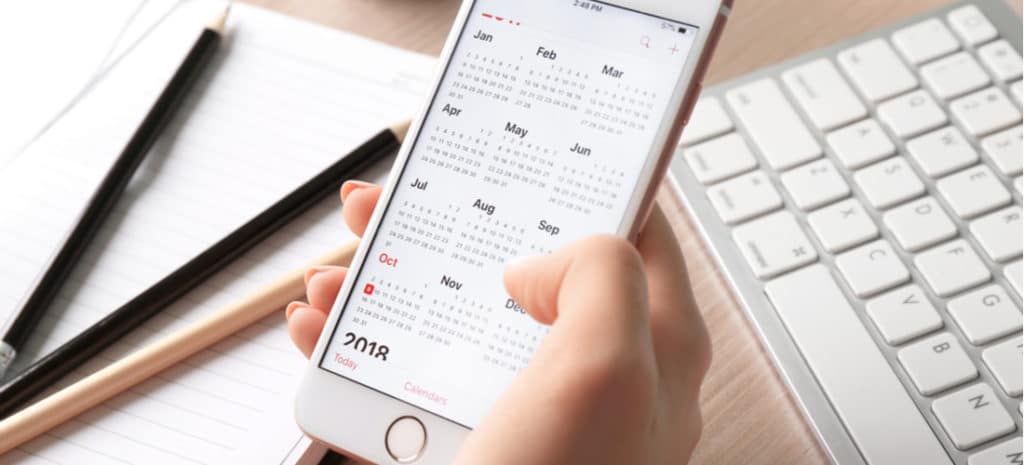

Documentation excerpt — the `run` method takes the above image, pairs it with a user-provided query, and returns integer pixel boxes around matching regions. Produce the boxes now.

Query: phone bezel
[295,0,730,463]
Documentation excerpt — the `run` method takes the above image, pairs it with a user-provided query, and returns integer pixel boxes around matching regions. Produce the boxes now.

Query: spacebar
[764,265,951,465]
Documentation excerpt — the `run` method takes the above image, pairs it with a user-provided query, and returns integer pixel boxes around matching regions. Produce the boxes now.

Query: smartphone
[296,0,730,462]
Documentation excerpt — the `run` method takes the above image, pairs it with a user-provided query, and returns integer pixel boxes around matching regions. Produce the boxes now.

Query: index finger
[339,181,382,237]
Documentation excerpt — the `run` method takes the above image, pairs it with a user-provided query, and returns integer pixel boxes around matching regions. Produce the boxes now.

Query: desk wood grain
[241,1,988,463]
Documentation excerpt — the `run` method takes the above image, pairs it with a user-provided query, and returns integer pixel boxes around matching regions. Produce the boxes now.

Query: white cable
[94,0,154,82]
[2,0,184,169]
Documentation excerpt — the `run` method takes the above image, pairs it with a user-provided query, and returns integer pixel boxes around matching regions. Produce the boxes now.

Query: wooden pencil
[0,240,360,454]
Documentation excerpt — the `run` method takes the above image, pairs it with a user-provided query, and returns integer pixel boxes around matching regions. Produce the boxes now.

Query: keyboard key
[807,198,878,253]
[707,171,782,225]
[683,133,758,184]
[1015,177,1023,194]
[968,437,1023,465]
[855,157,926,209]
[782,58,867,130]
[915,239,991,297]
[906,126,979,178]
[725,79,822,170]
[981,125,1023,177]
[947,5,998,46]
[732,211,817,279]
[899,333,978,395]
[877,89,948,138]
[764,266,953,465]
[1005,261,1022,297]
[826,118,895,169]
[884,197,958,252]
[982,336,1023,397]
[838,39,919,102]
[932,383,1014,450]
[970,206,1023,262]
[892,18,960,65]
[950,87,1022,137]
[836,239,910,297]
[921,52,991,99]
[779,158,850,211]
[937,164,1011,219]
[1012,80,1023,104]
[978,40,1023,82]
[679,97,734,145]
[865,285,943,345]
[948,285,1022,345]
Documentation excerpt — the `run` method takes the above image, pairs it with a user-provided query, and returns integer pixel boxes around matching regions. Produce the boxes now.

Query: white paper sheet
[0,0,186,163]
[0,2,434,463]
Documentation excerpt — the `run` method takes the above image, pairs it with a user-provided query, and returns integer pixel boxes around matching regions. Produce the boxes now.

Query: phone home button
[385,416,427,463]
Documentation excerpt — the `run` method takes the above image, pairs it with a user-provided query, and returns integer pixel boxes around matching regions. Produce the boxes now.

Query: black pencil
[0,119,411,418]
[0,8,230,381]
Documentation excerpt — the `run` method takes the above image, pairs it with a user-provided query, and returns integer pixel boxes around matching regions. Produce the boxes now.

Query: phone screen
[319,0,699,427]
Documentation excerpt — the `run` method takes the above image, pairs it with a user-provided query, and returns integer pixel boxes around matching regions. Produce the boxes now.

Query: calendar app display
[320,0,699,427]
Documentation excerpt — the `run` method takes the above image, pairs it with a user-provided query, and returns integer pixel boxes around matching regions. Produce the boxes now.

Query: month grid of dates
[419,296,488,348]
[351,278,422,332]
[419,127,489,179]
[486,131,554,189]
[386,200,455,255]
[453,215,526,268]
[583,84,657,135]
[550,162,626,214]
[484,321,548,373]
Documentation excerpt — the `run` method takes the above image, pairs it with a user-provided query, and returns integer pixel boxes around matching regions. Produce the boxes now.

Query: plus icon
[669,43,680,54]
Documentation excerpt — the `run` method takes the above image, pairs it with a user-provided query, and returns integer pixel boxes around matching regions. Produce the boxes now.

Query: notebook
[0,1,435,464]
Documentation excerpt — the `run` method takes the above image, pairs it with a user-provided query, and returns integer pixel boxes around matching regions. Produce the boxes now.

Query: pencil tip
[390,120,413,142]
[208,3,231,33]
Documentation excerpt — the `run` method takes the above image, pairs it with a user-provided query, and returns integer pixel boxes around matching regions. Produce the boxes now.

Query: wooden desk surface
[242,1,1000,463]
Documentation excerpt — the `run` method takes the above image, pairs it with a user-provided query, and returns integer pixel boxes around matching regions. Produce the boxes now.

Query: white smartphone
[296,0,730,463]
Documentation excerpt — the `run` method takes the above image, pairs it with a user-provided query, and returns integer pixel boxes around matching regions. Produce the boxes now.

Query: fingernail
[340,180,374,202]
[304,265,334,285]
[285,301,310,319]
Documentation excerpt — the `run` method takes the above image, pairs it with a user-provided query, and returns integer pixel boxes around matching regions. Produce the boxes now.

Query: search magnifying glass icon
[640,35,651,48]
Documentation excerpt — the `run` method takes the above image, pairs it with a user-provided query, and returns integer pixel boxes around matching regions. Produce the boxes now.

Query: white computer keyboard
[669,1,1022,464]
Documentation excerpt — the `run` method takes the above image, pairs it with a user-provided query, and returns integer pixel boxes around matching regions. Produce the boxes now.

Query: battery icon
[677,26,687,34]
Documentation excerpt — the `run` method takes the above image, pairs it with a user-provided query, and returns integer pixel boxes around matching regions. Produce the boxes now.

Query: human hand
[286,181,711,465]
[285,180,381,358]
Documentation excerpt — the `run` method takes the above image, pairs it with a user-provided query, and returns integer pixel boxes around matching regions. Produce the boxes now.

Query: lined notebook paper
[0,2,434,463]
[0,0,170,161]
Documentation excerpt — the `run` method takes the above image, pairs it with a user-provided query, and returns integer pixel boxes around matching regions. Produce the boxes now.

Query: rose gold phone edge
[295,1,732,463]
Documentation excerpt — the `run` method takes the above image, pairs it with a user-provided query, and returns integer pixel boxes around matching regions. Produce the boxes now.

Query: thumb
[455,236,656,465]
[502,235,650,342]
